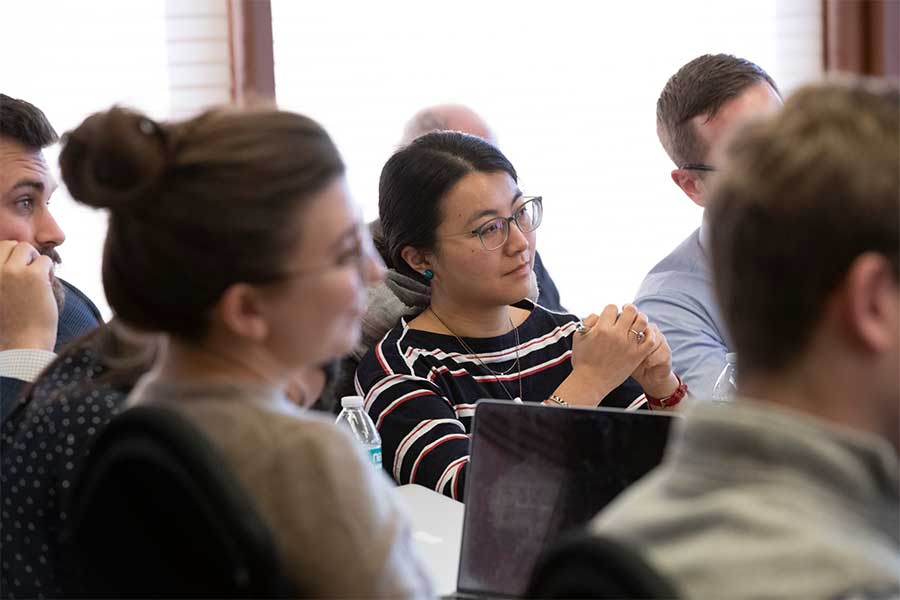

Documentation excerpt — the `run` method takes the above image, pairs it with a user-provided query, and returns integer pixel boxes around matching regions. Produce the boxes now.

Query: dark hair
[0,93,58,150]
[378,131,517,281]
[708,77,899,378]
[657,54,779,167]
[311,359,341,414]
[59,106,344,339]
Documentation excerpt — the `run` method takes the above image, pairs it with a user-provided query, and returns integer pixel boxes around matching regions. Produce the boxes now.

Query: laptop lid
[457,400,676,598]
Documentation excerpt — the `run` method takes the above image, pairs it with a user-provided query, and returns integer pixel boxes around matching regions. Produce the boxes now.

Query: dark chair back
[526,530,680,599]
[62,405,297,598]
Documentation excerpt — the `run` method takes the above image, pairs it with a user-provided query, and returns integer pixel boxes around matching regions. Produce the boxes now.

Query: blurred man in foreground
[592,78,900,599]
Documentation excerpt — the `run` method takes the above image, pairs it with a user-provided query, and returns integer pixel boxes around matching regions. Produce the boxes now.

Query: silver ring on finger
[629,328,646,344]
[575,321,589,336]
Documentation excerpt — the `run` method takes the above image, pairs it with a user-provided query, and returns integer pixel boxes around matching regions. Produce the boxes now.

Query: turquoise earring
[423,269,434,281]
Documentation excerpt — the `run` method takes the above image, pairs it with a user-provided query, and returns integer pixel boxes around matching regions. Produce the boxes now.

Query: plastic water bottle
[711,353,738,403]
[335,396,383,471]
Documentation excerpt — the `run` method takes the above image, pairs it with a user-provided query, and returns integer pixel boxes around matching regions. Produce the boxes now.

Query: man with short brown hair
[0,94,101,421]
[635,54,782,398]
[592,77,900,599]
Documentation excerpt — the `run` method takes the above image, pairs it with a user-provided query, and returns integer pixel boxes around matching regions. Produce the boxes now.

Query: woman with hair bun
[59,106,431,597]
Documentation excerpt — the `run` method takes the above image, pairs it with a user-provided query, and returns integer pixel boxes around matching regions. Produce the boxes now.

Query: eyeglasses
[267,225,382,282]
[462,196,543,251]
[680,163,717,173]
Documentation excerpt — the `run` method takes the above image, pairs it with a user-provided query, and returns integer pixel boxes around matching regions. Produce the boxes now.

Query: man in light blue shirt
[635,54,782,398]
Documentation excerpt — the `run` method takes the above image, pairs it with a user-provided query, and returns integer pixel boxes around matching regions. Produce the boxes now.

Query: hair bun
[60,107,167,212]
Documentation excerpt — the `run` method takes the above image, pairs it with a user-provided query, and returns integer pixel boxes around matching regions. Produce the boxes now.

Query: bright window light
[272,0,821,316]
[1,0,170,319]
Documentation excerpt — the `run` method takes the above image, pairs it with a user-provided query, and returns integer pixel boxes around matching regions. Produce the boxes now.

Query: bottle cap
[725,352,738,363]
[341,396,364,409]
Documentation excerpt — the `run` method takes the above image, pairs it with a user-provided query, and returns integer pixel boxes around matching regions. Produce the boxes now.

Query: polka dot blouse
[0,347,130,599]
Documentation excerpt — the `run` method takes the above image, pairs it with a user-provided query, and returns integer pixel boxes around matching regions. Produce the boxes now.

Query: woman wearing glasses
[58,107,430,596]
[356,132,686,501]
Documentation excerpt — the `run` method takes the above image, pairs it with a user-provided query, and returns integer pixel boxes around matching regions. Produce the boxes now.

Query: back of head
[0,93,58,149]
[708,77,900,378]
[378,131,517,280]
[657,54,779,167]
[59,106,344,340]
[400,104,496,146]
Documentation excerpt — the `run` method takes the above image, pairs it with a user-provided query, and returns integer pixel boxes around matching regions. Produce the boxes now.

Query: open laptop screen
[457,401,676,598]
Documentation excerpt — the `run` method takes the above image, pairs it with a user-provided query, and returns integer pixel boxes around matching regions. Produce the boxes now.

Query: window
[272,0,822,315]
[1,0,233,319]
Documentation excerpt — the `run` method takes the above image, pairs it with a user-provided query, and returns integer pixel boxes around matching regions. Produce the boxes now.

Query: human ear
[671,170,707,208]
[214,283,269,342]
[400,245,434,278]
[842,253,899,353]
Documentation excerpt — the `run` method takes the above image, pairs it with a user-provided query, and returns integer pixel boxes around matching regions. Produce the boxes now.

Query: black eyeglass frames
[680,163,717,172]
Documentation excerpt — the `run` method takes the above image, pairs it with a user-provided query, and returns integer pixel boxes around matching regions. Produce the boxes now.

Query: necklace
[428,306,523,402]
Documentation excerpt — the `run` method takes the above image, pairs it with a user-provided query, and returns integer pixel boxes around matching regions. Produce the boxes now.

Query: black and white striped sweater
[355,301,647,501]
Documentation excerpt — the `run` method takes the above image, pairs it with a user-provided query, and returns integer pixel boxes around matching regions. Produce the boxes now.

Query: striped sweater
[355,301,647,501]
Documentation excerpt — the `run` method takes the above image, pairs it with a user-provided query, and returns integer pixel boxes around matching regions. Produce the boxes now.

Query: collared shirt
[635,223,730,400]
[1,279,101,419]
[591,399,900,599]
[0,349,56,383]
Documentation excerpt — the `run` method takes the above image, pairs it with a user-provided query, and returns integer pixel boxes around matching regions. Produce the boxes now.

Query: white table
[392,484,464,596]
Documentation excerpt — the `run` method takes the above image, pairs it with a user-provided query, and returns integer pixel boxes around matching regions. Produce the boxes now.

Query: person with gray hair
[400,103,496,146]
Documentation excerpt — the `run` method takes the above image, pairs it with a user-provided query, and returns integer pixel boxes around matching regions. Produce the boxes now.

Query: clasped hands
[570,303,679,404]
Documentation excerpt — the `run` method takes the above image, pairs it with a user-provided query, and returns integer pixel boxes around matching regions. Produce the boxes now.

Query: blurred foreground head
[60,105,383,375]
[709,77,899,448]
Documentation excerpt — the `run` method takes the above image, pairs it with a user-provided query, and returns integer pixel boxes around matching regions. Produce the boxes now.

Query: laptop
[454,400,678,598]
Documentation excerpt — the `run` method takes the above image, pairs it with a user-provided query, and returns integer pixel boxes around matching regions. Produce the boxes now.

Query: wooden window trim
[823,0,899,77]
[228,0,276,104]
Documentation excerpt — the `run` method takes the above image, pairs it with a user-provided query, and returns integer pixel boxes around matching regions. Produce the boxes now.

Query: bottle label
[369,446,383,470]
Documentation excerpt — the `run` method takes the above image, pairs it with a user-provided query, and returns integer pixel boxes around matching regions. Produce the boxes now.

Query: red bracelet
[646,373,687,409]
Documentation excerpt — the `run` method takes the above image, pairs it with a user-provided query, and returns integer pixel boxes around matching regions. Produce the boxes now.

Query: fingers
[582,304,658,355]
[0,240,18,264]
[630,310,650,344]
[0,241,55,313]
[582,313,601,329]
[6,242,41,268]
[0,242,59,352]
[642,320,660,348]
[640,325,668,364]
[5,243,53,281]
[29,255,54,279]
[615,303,639,334]
[598,304,619,327]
